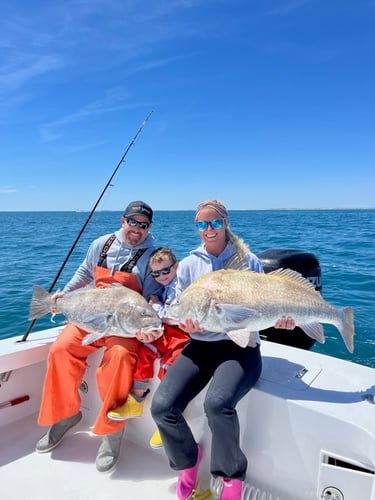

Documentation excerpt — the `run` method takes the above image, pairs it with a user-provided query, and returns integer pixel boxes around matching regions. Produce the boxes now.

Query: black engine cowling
[256,248,322,350]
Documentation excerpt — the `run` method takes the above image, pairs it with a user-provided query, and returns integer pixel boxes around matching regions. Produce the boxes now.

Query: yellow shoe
[150,428,163,449]
[107,392,148,421]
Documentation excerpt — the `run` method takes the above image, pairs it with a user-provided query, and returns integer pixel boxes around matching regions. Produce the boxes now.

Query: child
[107,247,190,448]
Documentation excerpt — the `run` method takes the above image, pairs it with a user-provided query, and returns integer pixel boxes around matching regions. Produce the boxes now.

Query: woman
[151,199,294,500]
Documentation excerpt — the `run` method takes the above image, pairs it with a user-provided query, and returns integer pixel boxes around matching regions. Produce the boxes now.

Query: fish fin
[29,285,52,320]
[84,314,113,330]
[226,329,257,348]
[224,255,249,270]
[82,332,105,345]
[299,323,325,343]
[215,304,257,326]
[269,268,318,293]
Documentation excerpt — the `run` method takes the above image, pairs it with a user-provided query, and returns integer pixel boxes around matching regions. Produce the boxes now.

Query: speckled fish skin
[29,283,162,345]
[167,268,354,353]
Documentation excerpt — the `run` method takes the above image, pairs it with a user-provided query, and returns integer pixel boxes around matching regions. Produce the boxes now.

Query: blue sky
[1,0,374,211]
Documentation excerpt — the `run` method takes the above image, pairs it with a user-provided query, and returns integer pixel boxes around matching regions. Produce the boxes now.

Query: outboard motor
[256,248,322,350]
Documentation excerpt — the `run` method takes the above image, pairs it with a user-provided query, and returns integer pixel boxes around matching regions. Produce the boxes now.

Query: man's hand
[51,290,65,314]
[136,327,164,343]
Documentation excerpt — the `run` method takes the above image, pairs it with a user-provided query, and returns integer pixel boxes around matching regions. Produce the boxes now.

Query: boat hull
[1,327,374,499]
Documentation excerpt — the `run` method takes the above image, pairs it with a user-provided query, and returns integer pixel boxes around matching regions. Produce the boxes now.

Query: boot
[177,444,203,500]
[95,429,124,473]
[35,411,82,453]
[107,389,150,420]
[220,478,243,500]
[149,428,163,449]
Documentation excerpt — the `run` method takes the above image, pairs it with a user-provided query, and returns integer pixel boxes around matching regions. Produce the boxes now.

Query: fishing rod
[19,110,154,343]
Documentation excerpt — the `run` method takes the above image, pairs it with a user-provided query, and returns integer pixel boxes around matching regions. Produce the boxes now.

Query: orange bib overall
[38,266,142,435]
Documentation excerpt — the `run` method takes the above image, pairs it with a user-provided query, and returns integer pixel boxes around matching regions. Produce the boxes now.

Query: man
[36,200,163,473]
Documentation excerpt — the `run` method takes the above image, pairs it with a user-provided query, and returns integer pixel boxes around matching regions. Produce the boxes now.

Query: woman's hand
[274,316,295,330]
[178,317,204,334]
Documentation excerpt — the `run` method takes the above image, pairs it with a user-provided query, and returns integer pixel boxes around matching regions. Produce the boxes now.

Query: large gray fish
[29,283,162,345]
[167,268,354,352]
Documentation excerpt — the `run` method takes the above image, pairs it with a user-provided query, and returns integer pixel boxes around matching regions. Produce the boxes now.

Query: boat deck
[0,410,197,500]
[0,329,213,500]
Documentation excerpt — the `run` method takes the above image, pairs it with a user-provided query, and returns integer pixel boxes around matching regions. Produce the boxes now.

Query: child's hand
[148,294,160,305]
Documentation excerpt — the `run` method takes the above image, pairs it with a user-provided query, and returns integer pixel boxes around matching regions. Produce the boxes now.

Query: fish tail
[29,285,52,320]
[338,306,355,353]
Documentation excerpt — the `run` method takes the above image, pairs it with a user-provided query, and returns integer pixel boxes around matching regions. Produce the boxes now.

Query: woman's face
[195,206,227,256]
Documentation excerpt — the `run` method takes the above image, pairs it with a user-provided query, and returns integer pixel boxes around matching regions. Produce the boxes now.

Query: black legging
[151,338,262,480]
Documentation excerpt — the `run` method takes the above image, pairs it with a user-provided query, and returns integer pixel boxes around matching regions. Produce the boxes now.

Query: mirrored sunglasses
[195,218,224,232]
[150,264,174,278]
[125,216,150,230]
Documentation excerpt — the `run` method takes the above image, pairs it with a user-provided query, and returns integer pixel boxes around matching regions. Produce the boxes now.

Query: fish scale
[29,283,162,345]
[167,268,355,353]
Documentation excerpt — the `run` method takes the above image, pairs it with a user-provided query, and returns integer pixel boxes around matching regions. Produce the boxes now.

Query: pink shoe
[176,444,203,500]
[220,478,243,500]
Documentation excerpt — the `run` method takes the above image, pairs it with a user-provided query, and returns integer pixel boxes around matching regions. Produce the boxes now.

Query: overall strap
[120,248,147,273]
[97,234,116,268]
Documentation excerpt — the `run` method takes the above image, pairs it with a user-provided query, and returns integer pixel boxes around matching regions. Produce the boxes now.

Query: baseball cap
[123,200,153,222]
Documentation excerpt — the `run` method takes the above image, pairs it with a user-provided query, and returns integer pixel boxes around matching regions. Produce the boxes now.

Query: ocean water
[0,209,374,368]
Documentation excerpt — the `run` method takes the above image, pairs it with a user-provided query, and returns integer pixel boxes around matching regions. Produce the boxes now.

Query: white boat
[1,323,374,500]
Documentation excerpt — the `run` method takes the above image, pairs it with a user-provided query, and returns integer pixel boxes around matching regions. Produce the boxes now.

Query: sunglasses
[195,218,224,232]
[150,264,175,278]
[125,217,150,230]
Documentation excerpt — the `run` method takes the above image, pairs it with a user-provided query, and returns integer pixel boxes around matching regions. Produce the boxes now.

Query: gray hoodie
[176,240,263,342]
[63,228,162,301]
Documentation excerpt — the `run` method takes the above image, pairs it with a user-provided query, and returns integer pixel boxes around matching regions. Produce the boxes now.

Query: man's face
[121,215,151,246]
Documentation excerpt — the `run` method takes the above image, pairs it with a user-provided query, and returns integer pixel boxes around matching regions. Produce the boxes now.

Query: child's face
[150,257,177,285]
